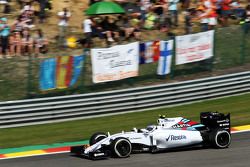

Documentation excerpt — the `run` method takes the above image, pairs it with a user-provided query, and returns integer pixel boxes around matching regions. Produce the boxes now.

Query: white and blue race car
[71,112,231,159]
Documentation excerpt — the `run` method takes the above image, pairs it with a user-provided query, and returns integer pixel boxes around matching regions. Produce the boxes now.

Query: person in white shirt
[168,0,179,26]
[83,17,92,43]
[57,8,71,47]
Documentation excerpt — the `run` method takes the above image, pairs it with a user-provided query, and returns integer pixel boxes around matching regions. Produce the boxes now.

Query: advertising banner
[176,30,214,65]
[91,42,139,83]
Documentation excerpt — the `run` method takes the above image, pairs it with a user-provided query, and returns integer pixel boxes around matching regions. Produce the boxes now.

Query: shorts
[221,10,232,17]
[208,17,217,26]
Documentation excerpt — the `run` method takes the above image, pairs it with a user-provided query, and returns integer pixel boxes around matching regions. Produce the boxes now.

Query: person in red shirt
[221,0,232,26]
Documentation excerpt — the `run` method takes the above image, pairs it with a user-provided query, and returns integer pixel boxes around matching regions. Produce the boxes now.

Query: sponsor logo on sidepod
[166,135,187,141]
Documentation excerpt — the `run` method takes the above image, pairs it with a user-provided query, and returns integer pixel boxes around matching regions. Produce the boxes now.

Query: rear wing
[200,112,230,132]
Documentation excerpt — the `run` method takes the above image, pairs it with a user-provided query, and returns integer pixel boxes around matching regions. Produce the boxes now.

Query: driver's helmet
[146,125,156,131]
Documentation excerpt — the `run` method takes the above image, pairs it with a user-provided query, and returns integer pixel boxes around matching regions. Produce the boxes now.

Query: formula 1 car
[70,112,231,159]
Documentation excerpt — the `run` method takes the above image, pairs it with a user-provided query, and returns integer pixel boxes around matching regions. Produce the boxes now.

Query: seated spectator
[9,31,22,56]
[117,15,141,41]
[100,16,119,42]
[21,28,33,55]
[230,0,245,19]
[33,29,48,55]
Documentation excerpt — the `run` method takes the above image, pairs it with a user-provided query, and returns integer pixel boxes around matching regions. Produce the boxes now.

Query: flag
[70,55,85,86]
[56,56,73,89]
[139,41,160,64]
[40,58,56,90]
[157,40,173,75]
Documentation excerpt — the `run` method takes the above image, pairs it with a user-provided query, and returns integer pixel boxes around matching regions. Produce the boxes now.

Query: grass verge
[0,93,250,149]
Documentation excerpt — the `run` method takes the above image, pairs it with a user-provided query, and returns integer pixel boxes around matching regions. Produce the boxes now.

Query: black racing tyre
[111,137,132,158]
[209,129,231,148]
[89,132,108,146]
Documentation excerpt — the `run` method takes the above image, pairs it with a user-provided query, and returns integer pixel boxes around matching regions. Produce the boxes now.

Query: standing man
[83,16,92,46]
[168,0,179,27]
[57,8,71,47]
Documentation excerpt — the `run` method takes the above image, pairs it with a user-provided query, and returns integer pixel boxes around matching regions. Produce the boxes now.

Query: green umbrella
[85,1,125,15]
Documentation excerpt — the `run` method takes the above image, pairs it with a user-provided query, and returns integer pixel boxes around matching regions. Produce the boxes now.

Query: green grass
[0,93,250,149]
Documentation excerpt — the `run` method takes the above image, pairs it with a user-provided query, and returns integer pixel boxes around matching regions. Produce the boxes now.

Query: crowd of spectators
[1,0,249,58]
[0,0,50,58]
[83,0,249,46]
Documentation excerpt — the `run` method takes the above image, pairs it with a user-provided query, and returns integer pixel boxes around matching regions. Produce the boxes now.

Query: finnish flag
[157,40,173,75]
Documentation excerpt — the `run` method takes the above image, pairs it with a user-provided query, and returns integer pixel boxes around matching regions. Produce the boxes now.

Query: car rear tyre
[210,129,231,148]
[111,137,132,158]
[89,132,108,146]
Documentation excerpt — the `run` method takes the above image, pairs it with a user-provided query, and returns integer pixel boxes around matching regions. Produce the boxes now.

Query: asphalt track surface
[1,132,250,167]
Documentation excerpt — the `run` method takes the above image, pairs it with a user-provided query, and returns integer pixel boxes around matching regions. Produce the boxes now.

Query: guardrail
[0,71,249,128]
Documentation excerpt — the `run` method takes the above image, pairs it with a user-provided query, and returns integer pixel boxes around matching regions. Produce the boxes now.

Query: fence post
[170,36,176,80]
[209,30,216,71]
[240,26,246,65]
[80,48,88,92]
[26,54,32,98]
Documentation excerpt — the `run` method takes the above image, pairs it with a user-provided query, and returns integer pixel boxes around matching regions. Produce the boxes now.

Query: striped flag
[139,41,160,64]
[56,56,73,89]
[157,40,173,75]
[40,58,56,90]
[70,55,84,86]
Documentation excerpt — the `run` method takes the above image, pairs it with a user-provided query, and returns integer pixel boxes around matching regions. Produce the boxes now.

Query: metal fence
[0,71,249,128]
[0,25,250,101]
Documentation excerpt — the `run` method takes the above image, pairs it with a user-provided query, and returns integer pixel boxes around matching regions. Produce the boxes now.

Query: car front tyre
[89,132,108,146]
[111,137,132,158]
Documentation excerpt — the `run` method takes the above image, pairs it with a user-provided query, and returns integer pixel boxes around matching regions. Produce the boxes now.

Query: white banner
[91,42,139,83]
[176,30,214,65]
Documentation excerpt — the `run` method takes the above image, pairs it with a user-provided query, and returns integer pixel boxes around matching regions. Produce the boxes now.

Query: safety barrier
[0,71,249,128]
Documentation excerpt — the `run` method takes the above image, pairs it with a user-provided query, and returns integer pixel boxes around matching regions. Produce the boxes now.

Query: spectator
[204,0,218,30]
[57,8,71,47]
[221,0,233,26]
[21,28,33,55]
[11,16,28,32]
[89,17,105,40]
[144,7,158,29]
[153,0,168,30]
[9,31,22,56]
[37,0,47,23]
[197,5,209,31]
[0,18,10,58]
[184,9,193,34]
[33,29,48,55]
[230,0,245,19]
[140,0,152,23]
[83,16,93,44]
[242,5,250,34]
[168,0,179,27]
[100,16,119,42]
